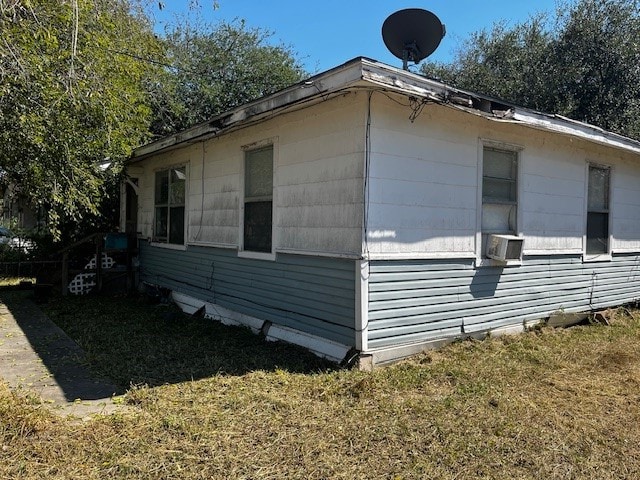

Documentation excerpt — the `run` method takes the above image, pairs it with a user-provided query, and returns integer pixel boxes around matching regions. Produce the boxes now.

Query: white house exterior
[126,57,640,366]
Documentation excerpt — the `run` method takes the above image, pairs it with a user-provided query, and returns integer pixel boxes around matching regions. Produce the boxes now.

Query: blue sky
[154,1,560,73]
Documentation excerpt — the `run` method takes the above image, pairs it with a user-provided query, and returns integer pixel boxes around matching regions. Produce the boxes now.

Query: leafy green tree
[151,20,307,135]
[0,1,305,243]
[552,0,640,138]
[421,0,640,140]
[0,0,161,238]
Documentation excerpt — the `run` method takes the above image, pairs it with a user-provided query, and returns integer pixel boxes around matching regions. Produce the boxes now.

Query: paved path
[0,291,123,419]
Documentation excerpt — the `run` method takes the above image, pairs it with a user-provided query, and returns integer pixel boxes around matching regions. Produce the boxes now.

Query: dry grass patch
[0,277,35,287]
[1,294,640,479]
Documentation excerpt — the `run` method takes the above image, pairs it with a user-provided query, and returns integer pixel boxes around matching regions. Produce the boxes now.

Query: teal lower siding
[139,242,356,346]
[140,246,640,353]
[368,254,640,350]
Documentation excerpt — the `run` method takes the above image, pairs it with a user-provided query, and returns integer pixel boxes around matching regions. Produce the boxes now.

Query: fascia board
[130,59,368,161]
[511,110,640,155]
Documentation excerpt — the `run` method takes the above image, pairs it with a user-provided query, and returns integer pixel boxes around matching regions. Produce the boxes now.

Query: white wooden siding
[519,140,586,253]
[136,92,366,256]
[135,87,640,260]
[611,159,640,251]
[366,101,479,256]
[366,93,640,257]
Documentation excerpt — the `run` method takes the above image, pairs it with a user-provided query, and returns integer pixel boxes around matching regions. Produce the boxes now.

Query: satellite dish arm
[403,41,421,68]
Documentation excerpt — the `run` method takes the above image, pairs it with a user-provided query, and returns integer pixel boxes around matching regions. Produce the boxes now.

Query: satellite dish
[382,9,446,70]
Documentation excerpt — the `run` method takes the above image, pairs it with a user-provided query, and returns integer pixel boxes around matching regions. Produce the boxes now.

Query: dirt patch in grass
[2,295,640,479]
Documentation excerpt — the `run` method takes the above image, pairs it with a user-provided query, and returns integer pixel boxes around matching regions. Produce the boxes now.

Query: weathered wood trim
[355,259,369,352]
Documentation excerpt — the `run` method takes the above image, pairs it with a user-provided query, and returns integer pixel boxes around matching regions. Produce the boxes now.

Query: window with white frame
[481,146,518,251]
[243,145,273,253]
[154,166,186,244]
[586,164,610,255]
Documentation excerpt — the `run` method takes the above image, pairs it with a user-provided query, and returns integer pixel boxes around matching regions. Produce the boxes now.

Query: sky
[153,0,560,73]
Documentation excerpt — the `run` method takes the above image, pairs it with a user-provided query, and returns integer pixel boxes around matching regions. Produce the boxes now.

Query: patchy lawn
[1,294,640,479]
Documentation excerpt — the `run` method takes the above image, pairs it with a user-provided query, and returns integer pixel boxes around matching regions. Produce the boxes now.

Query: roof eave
[509,110,640,155]
[131,57,640,161]
[360,62,640,155]
[130,57,372,162]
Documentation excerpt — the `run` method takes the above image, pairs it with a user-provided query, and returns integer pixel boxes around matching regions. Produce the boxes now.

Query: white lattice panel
[68,253,115,295]
[68,272,96,295]
[85,252,115,270]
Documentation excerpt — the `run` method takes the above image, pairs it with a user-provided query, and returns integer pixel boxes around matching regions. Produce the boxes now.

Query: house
[1,184,41,230]
[125,57,640,367]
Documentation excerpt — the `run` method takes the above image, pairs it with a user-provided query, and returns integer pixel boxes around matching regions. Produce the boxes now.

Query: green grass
[1,293,640,479]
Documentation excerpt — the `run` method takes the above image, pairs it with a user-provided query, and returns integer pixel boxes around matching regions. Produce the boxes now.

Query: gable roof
[130,57,640,161]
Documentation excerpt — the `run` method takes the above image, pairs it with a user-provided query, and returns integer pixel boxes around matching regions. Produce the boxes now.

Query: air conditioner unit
[486,234,524,262]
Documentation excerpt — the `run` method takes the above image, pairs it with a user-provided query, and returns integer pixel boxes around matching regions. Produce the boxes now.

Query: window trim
[239,139,277,261]
[152,164,188,246]
[476,139,523,265]
[583,161,613,262]
[149,241,187,251]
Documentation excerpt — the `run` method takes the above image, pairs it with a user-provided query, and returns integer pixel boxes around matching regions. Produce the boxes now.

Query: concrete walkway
[0,291,123,419]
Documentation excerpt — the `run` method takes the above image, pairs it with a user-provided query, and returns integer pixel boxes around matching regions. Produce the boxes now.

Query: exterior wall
[362,89,640,357]
[366,97,478,257]
[367,254,640,350]
[131,78,640,361]
[366,93,640,258]
[135,92,366,257]
[139,242,357,346]
[1,188,39,230]
[136,143,199,243]
[611,157,640,251]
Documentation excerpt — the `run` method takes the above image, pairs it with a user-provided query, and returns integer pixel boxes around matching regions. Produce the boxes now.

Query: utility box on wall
[104,232,128,250]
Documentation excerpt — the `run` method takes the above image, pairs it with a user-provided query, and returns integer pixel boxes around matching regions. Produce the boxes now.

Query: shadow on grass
[42,293,337,389]
[0,290,120,401]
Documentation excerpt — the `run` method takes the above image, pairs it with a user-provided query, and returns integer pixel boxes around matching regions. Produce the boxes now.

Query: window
[154,166,186,244]
[586,164,610,255]
[243,146,273,253]
[482,147,518,244]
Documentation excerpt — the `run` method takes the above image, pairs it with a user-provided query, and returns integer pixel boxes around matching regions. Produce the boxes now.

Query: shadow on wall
[469,265,503,299]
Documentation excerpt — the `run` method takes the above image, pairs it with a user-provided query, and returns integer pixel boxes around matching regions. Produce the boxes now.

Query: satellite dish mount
[401,41,421,70]
[382,9,446,70]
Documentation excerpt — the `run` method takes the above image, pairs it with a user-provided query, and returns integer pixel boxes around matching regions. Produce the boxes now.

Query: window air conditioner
[486,234,524,262]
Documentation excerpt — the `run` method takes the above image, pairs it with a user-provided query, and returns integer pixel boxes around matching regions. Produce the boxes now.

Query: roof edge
[131,57,640,161]
[359,61,640,155]
[130,57,372,161]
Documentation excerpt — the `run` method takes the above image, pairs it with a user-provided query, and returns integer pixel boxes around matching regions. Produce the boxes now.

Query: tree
[151,20,307,135]
[0,1,306,241]
[0,0,161,238]
[421,0,640,140]
[552,0,640,138]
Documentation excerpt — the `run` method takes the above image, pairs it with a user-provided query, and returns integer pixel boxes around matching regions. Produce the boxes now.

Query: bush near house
[1,294,639,479]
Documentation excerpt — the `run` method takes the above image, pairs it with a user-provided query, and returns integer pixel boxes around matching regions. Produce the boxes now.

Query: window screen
[154,166,186,245]
[586,165,610,255]
[482,147,518,235]
[244,146,273,253]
